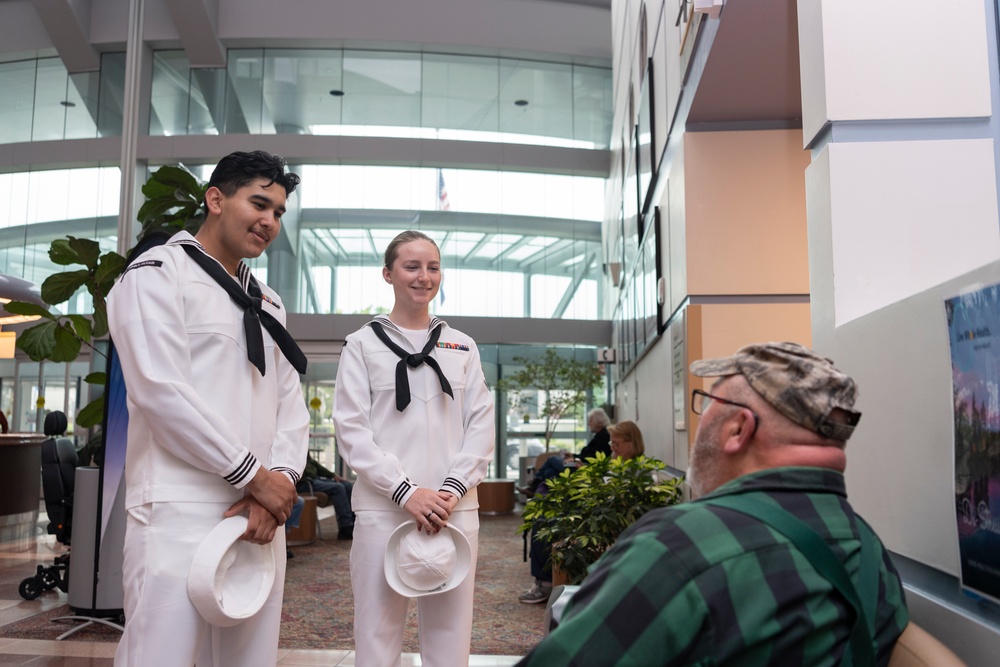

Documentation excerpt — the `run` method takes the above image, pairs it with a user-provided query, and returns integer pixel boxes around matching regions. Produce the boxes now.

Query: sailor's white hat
[187,515,280,627]
[383,521,472,598]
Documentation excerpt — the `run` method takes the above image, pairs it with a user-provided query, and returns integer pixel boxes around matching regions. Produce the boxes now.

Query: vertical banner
[100,344,129,542]
[946,283,1000,602]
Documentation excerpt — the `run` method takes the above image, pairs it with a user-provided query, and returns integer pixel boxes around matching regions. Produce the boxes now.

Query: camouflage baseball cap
[689,342,861,441]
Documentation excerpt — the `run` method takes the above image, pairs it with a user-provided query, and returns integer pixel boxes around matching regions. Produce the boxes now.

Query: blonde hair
[608,420,645,458]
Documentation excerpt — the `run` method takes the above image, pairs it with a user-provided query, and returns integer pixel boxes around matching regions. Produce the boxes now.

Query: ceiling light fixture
[329,90,345,97]
[60,100,76,107]
[514,99,529,107]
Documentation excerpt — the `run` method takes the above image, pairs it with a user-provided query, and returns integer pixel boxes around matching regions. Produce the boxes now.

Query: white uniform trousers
[114,501,286,667]
[351,508,480,667]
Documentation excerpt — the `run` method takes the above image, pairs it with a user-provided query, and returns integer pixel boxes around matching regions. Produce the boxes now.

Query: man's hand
[224,496,279,544]
[404,488,454,534]
[246,468,296,524]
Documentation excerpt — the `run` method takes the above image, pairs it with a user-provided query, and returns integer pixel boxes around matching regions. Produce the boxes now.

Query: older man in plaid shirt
[517,342,909,666]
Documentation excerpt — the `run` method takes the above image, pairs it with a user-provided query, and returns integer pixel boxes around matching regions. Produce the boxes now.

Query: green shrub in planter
[518,452,684,584]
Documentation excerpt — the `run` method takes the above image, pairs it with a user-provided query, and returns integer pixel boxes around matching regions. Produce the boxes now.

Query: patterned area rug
[0,512,546,656]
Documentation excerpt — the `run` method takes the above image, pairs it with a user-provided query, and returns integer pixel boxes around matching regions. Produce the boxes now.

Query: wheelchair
[19,411,77,601]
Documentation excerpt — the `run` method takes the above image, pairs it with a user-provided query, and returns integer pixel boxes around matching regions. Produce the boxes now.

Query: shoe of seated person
[518,583,552,604]
[338,526,354,540]
[517,485,536,499]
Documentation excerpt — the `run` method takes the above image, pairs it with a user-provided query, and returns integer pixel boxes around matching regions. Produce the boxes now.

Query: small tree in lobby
[497,348,604,452]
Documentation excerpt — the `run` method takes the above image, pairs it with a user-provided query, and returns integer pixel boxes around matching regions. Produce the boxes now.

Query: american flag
[437,168,451,211]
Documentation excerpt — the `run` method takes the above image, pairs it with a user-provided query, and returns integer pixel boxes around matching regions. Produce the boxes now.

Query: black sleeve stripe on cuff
[271,466,300,484]
[441,477,467,497]
[392,479,413,505]
[224,452,258,485]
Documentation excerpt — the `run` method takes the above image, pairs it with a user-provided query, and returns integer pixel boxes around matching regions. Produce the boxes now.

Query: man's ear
[721,409,756,454]
[204,186,224,216]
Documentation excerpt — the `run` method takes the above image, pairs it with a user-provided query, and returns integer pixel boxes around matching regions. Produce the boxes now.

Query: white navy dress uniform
[333,315,495,667]
[107,232,310,667]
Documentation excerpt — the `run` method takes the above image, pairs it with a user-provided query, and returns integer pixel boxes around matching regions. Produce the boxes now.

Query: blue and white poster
[946,283,1000,603]
[100,344,128,542]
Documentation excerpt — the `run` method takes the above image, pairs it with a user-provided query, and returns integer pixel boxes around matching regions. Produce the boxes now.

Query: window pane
[32,58,68,141]
[422,53,499,135]
[0,60,36,143]
[150,51,192,135]
[228,49,265,134]
[498,60,573,145]
[65,71,99,140]
[97,52,126,137]
[342,51,421,129]
[266,49,343,135]
[573,65,613,150]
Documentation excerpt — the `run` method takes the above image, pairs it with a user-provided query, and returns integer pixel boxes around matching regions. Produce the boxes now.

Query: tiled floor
[0,507,521,666]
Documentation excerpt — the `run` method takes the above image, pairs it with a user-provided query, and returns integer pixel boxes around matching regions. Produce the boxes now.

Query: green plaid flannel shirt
[517,467,909,666]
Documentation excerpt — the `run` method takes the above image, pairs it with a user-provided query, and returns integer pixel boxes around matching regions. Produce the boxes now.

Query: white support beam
[30,0,100,73]
[164,0,226,68]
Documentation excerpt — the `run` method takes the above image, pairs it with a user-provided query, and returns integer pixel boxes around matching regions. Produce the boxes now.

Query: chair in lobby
[19,411,77,600]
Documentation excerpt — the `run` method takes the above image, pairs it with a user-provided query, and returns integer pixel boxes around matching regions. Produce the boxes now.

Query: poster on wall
[945,283,1000,603]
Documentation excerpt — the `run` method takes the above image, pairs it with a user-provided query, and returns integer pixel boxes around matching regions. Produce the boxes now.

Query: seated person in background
[517,342,909,666]
[519,408,615,498]
[576,408,611,462]
[0,408,8,433]
[518,450,573,499]
[285,495,305,559]
[296,453,355,539]
[607,420,643,460]
[519,419,647,605]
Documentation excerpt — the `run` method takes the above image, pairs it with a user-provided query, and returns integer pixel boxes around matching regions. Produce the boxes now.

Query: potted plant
[518,452,683,584]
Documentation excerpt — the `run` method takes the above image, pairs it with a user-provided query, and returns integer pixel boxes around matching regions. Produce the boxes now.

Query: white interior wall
[828,139,1000,327]
[801,0,1000,659]
[798,0,993,142]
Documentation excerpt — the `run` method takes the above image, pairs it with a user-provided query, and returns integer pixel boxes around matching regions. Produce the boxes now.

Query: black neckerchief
[181,243,307,377]
[370,321,454,411]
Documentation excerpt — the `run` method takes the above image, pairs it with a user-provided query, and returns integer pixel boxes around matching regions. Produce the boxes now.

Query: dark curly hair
[207,150,301,200]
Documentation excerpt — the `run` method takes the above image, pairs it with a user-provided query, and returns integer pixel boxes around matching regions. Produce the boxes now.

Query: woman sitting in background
[608,420,644,460]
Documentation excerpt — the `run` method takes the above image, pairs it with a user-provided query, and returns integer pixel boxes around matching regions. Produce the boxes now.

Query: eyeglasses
[691,389,760,437]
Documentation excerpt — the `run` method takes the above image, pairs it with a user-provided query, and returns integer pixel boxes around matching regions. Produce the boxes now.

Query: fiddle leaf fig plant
[5,164,207,428]
[7,237,125,366]
[518,453,683,584]
[135,165,207,242]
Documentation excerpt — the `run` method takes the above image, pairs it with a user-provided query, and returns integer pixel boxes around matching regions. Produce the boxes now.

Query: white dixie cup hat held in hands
[383,521,472,597]
[186,515,281,627]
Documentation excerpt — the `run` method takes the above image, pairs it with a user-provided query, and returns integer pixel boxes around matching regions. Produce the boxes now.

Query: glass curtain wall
[179,163,605,319]
[149,49,612,149]
[0,54,125,145]
[0,162,601,320]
